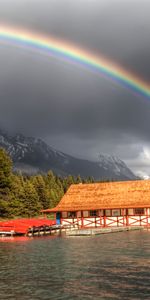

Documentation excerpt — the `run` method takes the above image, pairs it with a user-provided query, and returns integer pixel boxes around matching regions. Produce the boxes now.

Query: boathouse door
[56,212,61,225]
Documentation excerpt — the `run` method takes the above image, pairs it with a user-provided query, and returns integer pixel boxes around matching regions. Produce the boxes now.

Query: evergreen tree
[76,175,82,184]
[0,148,13,217]
[0,148,12,190]
[0,195,10,217]
[23,180,41,217]
[32,175,50,209]
[9,174,26,217]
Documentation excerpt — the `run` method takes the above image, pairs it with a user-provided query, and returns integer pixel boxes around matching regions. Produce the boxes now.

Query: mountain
[98,154,136,180]
[0,129,137,180]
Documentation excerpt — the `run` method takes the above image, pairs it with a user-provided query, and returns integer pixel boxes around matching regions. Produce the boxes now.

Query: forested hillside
[0,148,94,218]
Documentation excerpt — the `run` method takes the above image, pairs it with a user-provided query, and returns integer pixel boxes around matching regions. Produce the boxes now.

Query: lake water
[0,230,150,300]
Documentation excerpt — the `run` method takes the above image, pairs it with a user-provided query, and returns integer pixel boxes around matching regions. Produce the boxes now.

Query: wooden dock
[65,226,145,236]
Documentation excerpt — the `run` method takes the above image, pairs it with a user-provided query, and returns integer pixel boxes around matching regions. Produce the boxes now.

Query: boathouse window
[128,209,133,215]
[68,211,76,218]
[90,210,98,217]
[83,211,89,217]
[134,208,145,215]
[62,212,67,218]
[105,209,111,216]
[112,209,120,217]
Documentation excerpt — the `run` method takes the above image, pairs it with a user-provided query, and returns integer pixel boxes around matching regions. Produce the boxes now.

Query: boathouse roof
[42,180,150,212]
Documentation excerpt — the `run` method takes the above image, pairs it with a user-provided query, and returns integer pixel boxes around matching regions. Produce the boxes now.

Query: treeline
[0,148,94,218]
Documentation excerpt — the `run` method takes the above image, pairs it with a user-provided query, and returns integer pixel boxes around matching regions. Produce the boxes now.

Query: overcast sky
[0,0,150,177]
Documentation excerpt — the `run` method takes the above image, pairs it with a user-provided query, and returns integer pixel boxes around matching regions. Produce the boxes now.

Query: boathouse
[42,180,150,228]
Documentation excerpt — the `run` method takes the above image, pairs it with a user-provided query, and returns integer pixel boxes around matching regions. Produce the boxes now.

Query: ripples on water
[0,231,150,300]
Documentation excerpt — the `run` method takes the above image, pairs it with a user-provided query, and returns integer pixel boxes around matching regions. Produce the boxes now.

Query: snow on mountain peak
[98,153,135,178]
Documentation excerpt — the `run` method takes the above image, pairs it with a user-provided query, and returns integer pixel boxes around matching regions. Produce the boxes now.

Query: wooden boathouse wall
[59,208,150,228]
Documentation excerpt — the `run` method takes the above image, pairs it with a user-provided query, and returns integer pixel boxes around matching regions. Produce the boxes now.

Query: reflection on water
[0,231,150,300]
[0,236,31,243]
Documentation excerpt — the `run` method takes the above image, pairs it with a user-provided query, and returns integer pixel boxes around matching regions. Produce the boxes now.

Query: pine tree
[32,175,50,209]
[76,175,82,184]
[0,148,12,190]
[23,180,41,217]
[0,148,13,217]
[9,174,26,217]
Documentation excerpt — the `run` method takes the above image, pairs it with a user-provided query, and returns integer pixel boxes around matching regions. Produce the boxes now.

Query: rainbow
[0,24,150,99]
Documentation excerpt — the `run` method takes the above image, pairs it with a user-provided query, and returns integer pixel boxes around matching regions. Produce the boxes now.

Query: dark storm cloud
[0,0,150,175]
